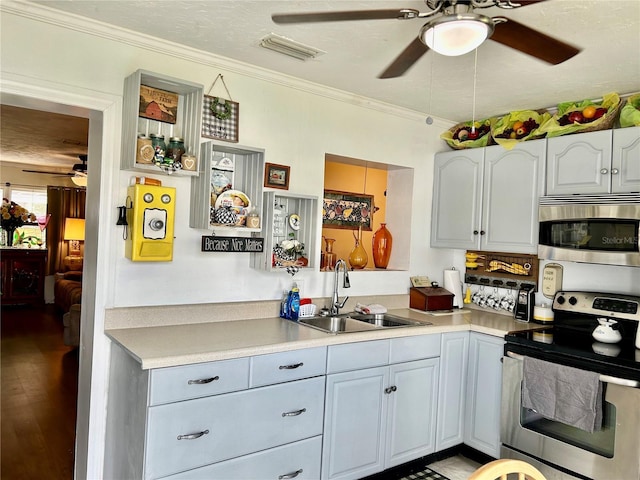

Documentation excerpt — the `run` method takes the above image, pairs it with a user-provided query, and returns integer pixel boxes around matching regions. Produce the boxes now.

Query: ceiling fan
[23,154,88,185]
[272,0,581,79]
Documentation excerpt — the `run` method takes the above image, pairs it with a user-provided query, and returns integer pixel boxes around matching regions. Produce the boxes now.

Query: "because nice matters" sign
[201,236,264,253]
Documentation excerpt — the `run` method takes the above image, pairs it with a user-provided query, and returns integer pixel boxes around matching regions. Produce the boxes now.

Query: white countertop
[106,307,546,370]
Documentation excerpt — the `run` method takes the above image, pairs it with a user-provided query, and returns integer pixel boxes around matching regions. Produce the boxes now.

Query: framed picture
[202,95,240,143]
[264,163,290,190]
[322,190,374,231]
[139,85,178,124]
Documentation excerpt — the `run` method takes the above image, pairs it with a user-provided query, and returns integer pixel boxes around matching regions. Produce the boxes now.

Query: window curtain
[46,186,86,275]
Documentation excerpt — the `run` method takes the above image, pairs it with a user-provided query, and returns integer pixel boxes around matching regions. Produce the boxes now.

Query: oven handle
[506,351,640,388]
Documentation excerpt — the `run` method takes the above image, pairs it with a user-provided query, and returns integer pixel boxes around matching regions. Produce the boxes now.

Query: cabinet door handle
[611,168,619,175]
[600,168,609,174]
[177,429,209,440]
[384,386,397,394]
[282,408,306,417]
[473,230,479,235]
[279,469,303,479]
[187,375,219,385]
[480,230,486,236]
[279,362,303,370]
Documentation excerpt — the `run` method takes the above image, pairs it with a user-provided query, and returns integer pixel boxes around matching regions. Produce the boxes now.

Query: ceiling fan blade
[22,169,75,176]
[378,37,429,79]
[512,0,551,6]
[490,17,581,65]
[272,9,411,24]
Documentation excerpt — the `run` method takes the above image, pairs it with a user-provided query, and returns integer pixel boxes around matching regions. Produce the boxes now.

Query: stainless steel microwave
[538,194,640,267]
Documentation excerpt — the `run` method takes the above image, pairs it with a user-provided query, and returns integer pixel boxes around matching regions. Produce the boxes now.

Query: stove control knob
[569,296,578,305]
[557,296,565,305]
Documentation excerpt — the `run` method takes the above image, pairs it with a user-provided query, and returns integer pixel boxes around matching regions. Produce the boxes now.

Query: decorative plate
[289,214,300,230]
[214,189,251,214]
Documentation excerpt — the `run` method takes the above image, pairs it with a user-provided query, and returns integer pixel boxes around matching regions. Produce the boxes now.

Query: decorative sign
[139,85,178,124]
[201,236,264,253]
[202,95,239,143]
[322,190,374,231]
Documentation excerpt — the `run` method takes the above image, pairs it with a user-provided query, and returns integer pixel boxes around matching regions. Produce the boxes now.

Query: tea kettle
[592,318,622,344]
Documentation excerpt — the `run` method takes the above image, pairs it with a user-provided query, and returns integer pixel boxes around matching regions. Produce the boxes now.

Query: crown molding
[3,1,451,125]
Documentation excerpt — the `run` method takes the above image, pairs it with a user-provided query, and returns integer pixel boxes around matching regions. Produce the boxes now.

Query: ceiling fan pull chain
[471,48,478,133]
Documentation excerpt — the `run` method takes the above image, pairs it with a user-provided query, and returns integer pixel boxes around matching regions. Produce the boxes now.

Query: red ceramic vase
[372,223,392,269]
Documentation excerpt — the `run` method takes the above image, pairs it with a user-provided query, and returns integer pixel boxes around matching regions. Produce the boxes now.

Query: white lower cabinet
[436,331,469,451]
[464,332,505,458]
[161,436,322,480]
[147,376,324,479]
[321,335,440,480]
[106,329,508,479]
[105,345,327,480]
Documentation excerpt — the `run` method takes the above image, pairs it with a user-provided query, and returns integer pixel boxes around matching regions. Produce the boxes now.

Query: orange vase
[372,223,393,269]
[348,226,368,270]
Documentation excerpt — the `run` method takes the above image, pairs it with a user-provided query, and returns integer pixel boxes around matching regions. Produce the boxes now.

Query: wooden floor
[1,304,78,480]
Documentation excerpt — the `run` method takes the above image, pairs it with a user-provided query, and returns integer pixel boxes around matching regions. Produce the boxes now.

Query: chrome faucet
[330,259,351,315]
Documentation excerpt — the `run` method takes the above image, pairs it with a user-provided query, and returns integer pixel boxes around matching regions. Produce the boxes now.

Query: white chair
[468,459,547,480]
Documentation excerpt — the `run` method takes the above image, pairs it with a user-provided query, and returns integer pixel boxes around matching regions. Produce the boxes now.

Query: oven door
[501,353,640,480]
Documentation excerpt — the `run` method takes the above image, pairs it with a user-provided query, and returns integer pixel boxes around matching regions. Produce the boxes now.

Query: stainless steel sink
[349,313,427,328]
[298,313,429,334]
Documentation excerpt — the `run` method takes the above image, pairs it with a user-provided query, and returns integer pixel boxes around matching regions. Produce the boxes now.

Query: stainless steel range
[501,291,640,480]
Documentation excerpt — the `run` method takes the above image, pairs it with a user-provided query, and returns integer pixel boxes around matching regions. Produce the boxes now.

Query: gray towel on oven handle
[522,356,603,433]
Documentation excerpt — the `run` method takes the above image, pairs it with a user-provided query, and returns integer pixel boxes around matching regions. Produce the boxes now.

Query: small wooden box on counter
[409,287,454,312]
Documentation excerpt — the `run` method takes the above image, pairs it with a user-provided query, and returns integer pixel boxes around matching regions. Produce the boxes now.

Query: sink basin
[349,313,428,328]
[298,313,430,334]
[298,316,377,334]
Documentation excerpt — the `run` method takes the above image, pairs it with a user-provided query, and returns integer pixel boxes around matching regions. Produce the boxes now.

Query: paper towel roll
[444,269,464,308]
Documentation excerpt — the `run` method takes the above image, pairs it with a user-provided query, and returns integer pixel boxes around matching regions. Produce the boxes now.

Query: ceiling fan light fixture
[421,13,494,56]
[71,175,87,187]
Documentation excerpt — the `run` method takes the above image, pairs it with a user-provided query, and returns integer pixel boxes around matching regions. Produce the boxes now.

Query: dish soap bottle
[288,283,300,321]
[280,290,289,319]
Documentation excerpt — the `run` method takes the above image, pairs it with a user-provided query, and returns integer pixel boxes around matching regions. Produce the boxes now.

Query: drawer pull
[187,375,219,385]
[384,385,397,394]
[279,469,303,479]
[282,408,306,417]
[279,362,304,370]
[177,429,209,440]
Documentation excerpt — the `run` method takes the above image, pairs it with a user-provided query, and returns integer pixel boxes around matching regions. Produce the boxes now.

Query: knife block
[409,287,454,312]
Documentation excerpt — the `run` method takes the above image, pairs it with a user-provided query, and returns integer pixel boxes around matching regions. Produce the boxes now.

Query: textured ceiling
[2,0,639,172]
[33,0,640,121]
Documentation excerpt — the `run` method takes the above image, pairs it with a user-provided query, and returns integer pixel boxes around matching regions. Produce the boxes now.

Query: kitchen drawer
[327,340,390,373]
[145,376,324,479]
[389,334,441,364]
[159,435,322,479]
[250,346,327,387]
[149,357,249,406]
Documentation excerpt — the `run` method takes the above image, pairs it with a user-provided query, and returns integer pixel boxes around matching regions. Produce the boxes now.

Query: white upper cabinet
[612,127,640,193]
[547,128,640,194]
[431,140,545,254]
[431,148,483,251]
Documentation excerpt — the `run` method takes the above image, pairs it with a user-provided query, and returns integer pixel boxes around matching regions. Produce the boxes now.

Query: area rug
[398,466,451,480]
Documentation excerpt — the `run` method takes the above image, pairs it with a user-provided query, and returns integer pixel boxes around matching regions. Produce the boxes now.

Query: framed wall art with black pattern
[202,95,239,143]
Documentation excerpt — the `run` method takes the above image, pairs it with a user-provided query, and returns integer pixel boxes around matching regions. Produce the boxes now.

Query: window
[3,186,48,245]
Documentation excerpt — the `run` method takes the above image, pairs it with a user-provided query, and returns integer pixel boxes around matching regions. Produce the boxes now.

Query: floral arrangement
[272,235,307,268]
[280,238,305,257]
[1,198,37,230]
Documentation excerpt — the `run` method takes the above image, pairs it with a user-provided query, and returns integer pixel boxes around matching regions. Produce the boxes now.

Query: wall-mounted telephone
[125,184,176,261]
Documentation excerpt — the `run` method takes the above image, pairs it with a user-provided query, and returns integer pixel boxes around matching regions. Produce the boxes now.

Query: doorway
[1,73,120,479]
